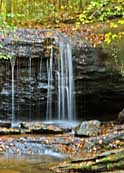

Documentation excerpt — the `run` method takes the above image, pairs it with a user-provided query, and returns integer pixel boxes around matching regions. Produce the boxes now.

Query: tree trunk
[0,0,2,13]
[6,0,12,23]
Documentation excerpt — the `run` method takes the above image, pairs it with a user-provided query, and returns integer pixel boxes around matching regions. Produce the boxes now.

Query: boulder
[75,120,101,137]
[117,108,124,124]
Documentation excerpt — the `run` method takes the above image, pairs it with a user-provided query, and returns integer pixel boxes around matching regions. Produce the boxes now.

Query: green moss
[80,163,91,170]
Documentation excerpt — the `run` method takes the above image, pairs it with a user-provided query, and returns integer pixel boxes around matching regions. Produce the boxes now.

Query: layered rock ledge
[0,29,124,120]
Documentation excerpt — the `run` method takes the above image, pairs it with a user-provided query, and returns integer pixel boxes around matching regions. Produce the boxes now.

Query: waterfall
[39,57,43,80]
[10,57,16,127]
[29,56,32,122]
[46,33,76,120]
[1,31,76,123]
[46,45,54,120]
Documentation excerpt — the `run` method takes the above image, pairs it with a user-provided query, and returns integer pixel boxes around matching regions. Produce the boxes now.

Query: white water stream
[46,33,76,120]
[10,57,16,127]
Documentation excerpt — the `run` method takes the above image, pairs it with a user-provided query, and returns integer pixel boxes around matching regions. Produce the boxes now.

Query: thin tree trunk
[0,0,2,13]
[6,0,12,23]
[6,0,12,14]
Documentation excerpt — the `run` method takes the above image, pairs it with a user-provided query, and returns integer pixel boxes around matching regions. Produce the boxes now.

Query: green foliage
[79,0,124,24]
[0,14,16,60]
[103,19,124,76]
[0,52,13,60]
[0,0,124,27]
[80,163,91,170]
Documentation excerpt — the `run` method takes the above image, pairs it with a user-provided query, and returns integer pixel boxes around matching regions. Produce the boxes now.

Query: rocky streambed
[0,120,124,172]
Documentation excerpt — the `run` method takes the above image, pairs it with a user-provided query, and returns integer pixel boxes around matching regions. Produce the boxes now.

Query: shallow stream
[0,154,63,173]
[0,121,78,173]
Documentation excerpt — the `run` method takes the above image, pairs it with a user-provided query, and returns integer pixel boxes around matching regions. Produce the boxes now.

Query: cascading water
[46,45,54,120]
[46,33,76,121]
[10,57,16,127]
[2,30,76,123]
[29,56,32,122]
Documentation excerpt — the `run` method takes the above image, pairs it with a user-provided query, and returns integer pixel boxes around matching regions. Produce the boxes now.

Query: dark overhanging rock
[0,29,124,121]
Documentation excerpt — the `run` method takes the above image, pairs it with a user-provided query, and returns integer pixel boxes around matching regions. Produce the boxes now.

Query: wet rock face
[0,58,48,121]
[0,29,124,121]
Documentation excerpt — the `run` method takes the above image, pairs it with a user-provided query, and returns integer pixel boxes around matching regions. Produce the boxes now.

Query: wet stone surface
[0,120,124,172]
[0,120,124,157]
